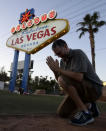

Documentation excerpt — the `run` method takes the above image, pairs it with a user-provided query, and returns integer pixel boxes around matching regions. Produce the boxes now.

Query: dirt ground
[0,113,106,131]
[0,88,106,131]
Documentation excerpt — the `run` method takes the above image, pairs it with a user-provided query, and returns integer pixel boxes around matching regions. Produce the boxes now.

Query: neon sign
[7,9,70,54]
[11,10,57,34]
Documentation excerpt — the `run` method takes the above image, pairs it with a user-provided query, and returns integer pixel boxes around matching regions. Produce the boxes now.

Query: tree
[76,12,106,71]
[0,67,10,82]
[30,76,59,94]
[29,76,39,92]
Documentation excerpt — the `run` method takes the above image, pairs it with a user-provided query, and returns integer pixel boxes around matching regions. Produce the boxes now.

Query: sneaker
[69,111,94,126]
[89,102,100,117]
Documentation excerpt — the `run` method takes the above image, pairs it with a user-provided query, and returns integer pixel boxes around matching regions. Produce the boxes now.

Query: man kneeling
[46,39,103,126]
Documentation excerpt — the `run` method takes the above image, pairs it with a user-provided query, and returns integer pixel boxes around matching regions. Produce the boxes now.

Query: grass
[0,90,64,114]
[97,101,106,113]
[0,90,106,115]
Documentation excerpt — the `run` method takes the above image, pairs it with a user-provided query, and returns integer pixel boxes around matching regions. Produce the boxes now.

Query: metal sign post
[21,53,31,92]
[9,50,19,92]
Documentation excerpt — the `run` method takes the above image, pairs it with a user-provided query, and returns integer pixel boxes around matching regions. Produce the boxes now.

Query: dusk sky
[0,0,106,81]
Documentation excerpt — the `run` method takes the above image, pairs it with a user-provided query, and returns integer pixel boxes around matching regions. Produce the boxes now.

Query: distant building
[9,60,34,81]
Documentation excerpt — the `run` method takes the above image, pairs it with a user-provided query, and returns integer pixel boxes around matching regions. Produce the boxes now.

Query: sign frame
[6,19,70,54]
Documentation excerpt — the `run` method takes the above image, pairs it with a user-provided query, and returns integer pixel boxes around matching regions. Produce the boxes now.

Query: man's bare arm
[59,69,84,82]
[46,56,84,82]
[53,71,60,81]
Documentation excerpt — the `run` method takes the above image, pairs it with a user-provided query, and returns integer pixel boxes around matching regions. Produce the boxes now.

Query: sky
[0,0,106,81]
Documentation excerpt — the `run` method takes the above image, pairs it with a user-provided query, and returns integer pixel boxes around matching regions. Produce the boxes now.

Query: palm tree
[76,12,106,71]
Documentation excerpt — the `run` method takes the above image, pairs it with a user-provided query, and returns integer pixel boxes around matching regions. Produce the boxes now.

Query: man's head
[52,39,70,60]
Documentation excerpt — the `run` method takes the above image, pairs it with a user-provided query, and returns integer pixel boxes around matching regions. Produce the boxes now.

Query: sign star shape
[20,9,32,23]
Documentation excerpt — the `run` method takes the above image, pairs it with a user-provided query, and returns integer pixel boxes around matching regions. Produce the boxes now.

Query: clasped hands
[46,56,60,73]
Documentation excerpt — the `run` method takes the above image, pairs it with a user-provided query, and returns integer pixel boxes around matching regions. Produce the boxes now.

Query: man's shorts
[57,76,103,118]
[61,76,103,103]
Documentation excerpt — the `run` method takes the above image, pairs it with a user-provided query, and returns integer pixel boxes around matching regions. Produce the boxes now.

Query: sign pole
[9,50,19,92]
[21,53,30,92]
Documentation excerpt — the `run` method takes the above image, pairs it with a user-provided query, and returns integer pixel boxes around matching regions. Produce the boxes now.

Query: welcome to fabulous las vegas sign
[6,9,70,54]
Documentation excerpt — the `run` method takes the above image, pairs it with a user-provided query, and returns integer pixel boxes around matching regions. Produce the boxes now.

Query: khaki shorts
[61,76,103,103]
[57,76,103,118]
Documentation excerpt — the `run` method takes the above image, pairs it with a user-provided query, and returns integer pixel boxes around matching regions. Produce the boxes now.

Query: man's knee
[58,76,63,87]
[58,76,66,88]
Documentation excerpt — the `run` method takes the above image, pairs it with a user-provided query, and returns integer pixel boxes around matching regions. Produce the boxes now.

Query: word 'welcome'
[11,10,56,34]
